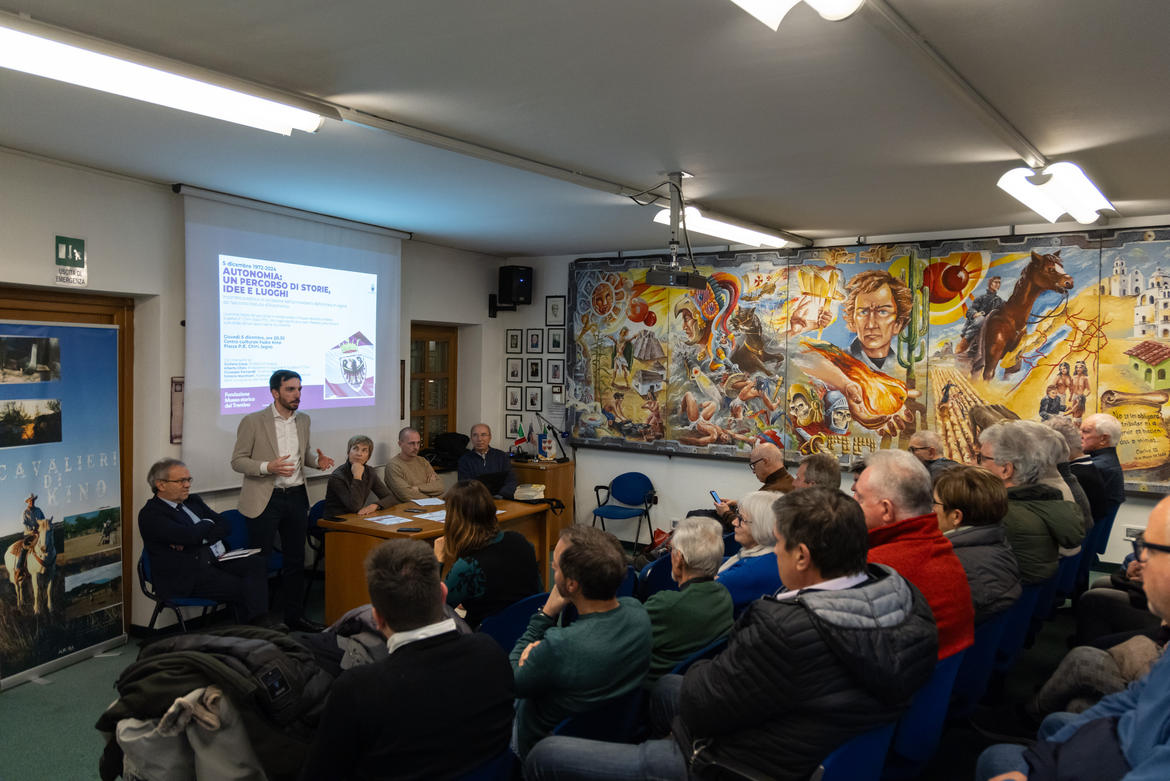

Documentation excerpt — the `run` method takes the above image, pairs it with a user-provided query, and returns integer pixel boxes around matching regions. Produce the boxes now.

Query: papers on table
[412,497,445,507]
[415,510,446,522]
[218,547,261,561]
[368,515,417,526]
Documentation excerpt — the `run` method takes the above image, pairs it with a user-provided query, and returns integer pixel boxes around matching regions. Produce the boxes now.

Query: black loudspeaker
[499,265,533,305]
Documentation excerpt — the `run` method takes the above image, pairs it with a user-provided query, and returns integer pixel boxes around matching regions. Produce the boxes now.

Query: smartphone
[710,490,721,504]
[403,508,424,513]
[397,527,422,534]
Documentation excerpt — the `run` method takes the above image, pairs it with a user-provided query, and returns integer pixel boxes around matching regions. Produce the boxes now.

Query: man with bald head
[386,426,445,503]
[457,423,518,499]
[713,441,794,529]
[977,497,1170,781]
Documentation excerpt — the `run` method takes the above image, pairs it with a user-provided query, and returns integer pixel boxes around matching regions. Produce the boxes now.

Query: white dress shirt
[774,571,869,600]
[266,406,303,488]
[385,617,458,655]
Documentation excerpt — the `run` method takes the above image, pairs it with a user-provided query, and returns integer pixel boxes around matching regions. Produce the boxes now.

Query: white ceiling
[1,0,1169,257]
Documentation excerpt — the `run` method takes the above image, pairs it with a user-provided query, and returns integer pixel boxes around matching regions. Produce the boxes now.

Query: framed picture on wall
[505,414,522,440]
[527,328,543,353]
[547,358,564,384]
[525,385,543,411]
[505,385,522,411]
[526,357,543,383]
[551,384,564,403]
[506,358,523,383]
[545,295,566,326]
[505,329,523,354]
[547,328,565,354]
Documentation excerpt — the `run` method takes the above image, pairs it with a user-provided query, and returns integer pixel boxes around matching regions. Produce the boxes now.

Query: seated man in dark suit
[457,422,518,499]
[1071,412,1126,522]
[303,538,515,780]
[137,458,267,622]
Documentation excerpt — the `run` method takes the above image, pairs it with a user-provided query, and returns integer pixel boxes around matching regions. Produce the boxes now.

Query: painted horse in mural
[972,250,1074,381]
[4,516,57,615]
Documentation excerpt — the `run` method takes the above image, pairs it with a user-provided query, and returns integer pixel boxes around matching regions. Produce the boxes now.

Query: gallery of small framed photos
[504,295,566,442]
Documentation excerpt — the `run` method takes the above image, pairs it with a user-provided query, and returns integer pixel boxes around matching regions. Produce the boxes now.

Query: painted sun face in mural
[591,282,615,316]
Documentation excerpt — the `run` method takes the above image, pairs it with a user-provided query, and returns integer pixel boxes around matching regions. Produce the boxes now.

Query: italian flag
[513,421,527,446]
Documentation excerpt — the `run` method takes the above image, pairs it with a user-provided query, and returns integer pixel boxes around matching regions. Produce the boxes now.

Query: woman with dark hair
[934,465,1021,624]
[436,480,541,628]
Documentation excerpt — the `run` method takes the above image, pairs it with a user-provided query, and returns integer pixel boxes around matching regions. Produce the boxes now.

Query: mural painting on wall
[564,227,1170,492]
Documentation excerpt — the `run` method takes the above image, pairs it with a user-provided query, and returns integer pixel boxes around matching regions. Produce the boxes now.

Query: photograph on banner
[0,398,62,448]
[0,323,122,682]
[0,336,61,383]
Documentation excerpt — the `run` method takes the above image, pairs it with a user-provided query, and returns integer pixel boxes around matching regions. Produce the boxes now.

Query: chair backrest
[551,687,645,743]
[608,472,654,507]
[221,508,250,551]
[308,499,326,524]
[816,722,896,781]
[638,556,678,600]
[670,634,729,675]
[994,580,1046,674]
[478,592,550,652]
[137,551,156,600]
[949,609,1010,720]
[616,565,637,598]
[883,649,966,778]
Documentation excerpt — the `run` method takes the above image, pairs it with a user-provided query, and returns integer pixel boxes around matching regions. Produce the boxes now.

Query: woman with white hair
[716,491,783,610]
[643,516,733,683]
[978,421,1084,584]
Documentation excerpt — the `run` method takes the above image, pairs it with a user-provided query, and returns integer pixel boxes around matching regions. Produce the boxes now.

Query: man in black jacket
[1071,413,1125,522]
[525,487,939,781]
[302,538,514,780]
[138,458,267,622]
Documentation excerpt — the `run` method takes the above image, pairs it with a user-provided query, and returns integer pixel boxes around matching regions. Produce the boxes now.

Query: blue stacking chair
[723,531,741,557]
[1053,550,1084,606]
[638,555,678,600]
[222,508,283,577]
[138,550,233,632]
[551,687,646,743]
[456,747,516,781]
[478,592,550,652]
[814,722,897,781]
[616,564,638,598]
[1076,505,1121,590]
[670,634,729,675]
[881,650,966,779]
[949,610,1011,719]
[993,580,1046,674]
[592,472,656,549]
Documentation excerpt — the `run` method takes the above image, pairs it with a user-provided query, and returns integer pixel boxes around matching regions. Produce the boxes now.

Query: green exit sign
[55,235,85,267]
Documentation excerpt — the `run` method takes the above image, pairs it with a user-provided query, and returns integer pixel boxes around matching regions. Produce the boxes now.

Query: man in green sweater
[644,516,733,684]
[510,525,652,757]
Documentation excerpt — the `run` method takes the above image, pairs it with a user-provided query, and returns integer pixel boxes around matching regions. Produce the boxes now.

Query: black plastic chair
[138,549,233,632]
[592,472,656,548]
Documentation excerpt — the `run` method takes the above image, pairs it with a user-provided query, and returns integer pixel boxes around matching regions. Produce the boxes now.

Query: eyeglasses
[1133,534,1170,561]
[748,458,766,472]
[975,453,993,465]
[909,445,930,453]
[161,477,193,485]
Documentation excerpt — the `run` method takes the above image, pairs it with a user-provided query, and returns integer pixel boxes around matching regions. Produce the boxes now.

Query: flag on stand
[513,421,527,447]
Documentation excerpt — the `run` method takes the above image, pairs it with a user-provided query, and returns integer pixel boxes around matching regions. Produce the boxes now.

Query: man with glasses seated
[711,441,793,531]
[138,458,268,623]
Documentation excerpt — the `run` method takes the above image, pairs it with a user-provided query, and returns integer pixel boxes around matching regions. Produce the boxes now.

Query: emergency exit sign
[55,235,88,287]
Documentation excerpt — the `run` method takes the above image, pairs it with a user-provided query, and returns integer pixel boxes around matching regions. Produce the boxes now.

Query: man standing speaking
[231,369,334,631]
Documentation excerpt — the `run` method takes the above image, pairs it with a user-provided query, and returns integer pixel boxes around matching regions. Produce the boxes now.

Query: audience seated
[934,465,1022,625]
[792,452,841,490]
[457,422,518,499]
[138,458,268,623]
[435,480,541,629]
[302,539,514,780]
[978,421,1084,584]
[322,434,395,518]
[976,497,1170,781]
[524,487,939,781]
[510,526,651,758]
[385,426,445,503]
[716,491,784,609]
[1075,551,1164,645]
[644,516,733,685]
[854,449,974,658]
[908,429,960,482]
[1070,412,1126,523]
[1018,420,1094,539]
[712,442,793,530]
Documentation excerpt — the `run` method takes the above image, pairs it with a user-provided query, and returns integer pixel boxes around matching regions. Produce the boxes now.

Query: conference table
[317,498,554,624]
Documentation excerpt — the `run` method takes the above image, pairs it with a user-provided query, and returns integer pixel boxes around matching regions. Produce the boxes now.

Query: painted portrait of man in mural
[841,270,914,374]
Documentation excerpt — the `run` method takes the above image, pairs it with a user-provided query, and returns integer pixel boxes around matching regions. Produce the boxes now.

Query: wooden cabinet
[514,460,575,534]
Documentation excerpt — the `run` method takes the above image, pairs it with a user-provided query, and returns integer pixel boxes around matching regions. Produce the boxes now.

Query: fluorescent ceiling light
[728,0,864,30]
[654,206,791,248]
[0,24,323,135]
[996,162,1113,224]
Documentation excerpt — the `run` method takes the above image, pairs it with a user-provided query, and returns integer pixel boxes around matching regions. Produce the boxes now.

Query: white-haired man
[1071,412,1125,522]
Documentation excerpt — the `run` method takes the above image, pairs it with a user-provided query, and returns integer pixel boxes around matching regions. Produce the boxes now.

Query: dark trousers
[249,485,309,622]
[184,554,269,622]
[1075,587,1161,645]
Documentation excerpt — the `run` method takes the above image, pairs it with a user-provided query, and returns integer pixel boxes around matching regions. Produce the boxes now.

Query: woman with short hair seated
[978,422,1084,585]
[436,480,542,628]
[644,515,733,684]
[323,434,395,518]
[934,465,1022,624]
[716,491,782,610]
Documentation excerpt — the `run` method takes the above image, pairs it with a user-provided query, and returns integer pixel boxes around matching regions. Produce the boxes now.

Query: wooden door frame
[0,286,135,630]
[409,323,458,444]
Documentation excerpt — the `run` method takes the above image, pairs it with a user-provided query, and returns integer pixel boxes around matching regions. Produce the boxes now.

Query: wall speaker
[499,265,533,305]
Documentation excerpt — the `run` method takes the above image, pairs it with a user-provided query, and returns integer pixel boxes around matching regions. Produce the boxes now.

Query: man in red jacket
[854,449,974,659]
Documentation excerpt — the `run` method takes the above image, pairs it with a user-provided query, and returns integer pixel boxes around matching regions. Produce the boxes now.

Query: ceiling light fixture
[653,206,791,249]
[996,162,1114,225]
[0,17,325,135]
[728,0,865,30]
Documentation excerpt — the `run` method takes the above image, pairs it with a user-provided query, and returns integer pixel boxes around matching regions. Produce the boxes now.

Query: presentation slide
[219,254,377,414]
